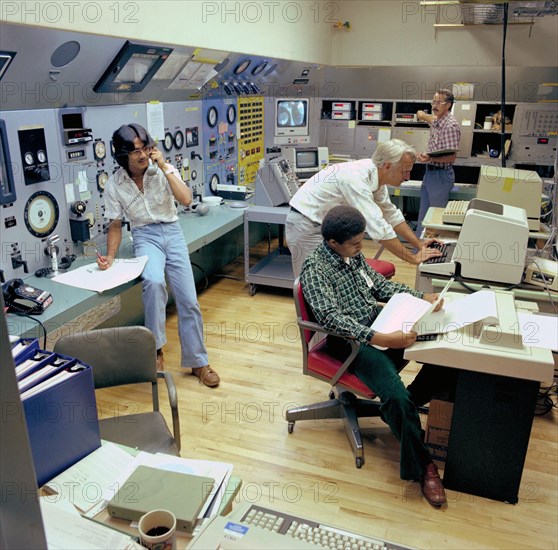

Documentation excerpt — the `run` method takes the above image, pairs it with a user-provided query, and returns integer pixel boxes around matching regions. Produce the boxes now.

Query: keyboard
[423,242,448,264]
[441,200,470,225]
[234,504,415,550]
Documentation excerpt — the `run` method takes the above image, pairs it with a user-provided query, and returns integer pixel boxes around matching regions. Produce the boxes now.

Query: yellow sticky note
[503,177,514,193]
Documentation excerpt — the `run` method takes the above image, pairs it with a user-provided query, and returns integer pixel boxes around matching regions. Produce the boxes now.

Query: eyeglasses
[431,100,448,106]
[128,145,152,158]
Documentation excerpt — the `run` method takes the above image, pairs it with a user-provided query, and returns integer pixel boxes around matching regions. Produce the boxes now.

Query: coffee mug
[138,509,176,550]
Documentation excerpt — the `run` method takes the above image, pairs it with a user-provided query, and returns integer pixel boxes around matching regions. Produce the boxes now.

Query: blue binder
[21,360,101,487]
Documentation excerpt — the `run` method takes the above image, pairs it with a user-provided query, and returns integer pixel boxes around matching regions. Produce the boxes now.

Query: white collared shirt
[104,165,182,228]
[289,158,405,242]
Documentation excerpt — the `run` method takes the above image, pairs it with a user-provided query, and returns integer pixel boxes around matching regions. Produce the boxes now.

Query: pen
[95,248,107,266]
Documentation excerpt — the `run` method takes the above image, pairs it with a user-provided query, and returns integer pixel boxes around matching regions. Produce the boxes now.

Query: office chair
[54,326,181,456]
[365,258,395,279]
[286,279,383,468]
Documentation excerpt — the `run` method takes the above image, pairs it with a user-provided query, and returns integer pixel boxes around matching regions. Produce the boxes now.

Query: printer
[419,198,529,285]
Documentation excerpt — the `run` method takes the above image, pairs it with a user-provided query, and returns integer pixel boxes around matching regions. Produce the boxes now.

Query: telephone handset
[2,278,53,314]
[146,159,158,176]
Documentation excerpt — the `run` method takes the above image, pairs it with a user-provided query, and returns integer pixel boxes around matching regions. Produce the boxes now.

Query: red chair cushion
[366,258,396,278]
[308,340,375,398]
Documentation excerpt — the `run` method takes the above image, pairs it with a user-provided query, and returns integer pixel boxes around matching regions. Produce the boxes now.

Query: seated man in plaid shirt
[300,205,457,508]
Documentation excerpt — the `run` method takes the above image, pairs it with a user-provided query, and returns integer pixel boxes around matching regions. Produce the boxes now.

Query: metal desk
[405,293,554,503]
[7,206,244,346]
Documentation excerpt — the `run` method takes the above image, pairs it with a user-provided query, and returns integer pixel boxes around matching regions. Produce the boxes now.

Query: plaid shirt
[300,242,423,345]
[427,111,461,169]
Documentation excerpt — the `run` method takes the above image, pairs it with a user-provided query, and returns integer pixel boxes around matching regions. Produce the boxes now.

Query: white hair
[372,139,416,166]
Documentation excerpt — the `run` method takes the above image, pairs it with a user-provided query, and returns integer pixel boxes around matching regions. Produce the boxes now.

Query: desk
[387,181,477,211]
[7,207,244,346]
[244,205,293,296]
[405,293,554,503]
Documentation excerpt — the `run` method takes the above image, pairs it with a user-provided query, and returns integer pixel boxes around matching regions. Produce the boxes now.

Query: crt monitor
[283,146,328,174]
[275,98,309,137]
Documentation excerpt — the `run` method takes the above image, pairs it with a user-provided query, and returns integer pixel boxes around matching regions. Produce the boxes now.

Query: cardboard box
[425,400,454,468]
[451,82,475,100]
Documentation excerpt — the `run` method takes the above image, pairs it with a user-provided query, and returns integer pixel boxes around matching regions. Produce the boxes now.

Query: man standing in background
[415,89,461,237]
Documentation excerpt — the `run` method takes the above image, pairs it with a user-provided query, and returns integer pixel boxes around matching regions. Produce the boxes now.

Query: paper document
[372,288,498,336]
[517,311,558,351]
[40,498,140,550]
[43,442,149,514]
[52,256,148,293]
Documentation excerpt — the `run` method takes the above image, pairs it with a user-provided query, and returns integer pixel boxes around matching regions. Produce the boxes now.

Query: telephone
[2,278,53,314]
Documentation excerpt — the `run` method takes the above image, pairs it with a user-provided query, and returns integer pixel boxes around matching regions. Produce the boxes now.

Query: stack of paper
[43,442,234,531]
[372,288,499,336]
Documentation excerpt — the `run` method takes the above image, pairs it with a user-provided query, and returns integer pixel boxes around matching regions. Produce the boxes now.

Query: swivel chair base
[286,390,382,468]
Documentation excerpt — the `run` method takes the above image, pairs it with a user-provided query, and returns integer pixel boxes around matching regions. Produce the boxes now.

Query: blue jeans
[132,222,208,369]
[415,167,455,237]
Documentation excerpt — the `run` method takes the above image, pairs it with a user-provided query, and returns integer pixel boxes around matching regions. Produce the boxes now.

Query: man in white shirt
[285,139,442,278]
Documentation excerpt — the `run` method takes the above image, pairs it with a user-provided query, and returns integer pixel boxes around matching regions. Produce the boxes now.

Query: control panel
[0,100,207,282]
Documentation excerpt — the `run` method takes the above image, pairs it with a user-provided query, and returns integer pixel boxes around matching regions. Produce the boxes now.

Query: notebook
[107,465,214,533]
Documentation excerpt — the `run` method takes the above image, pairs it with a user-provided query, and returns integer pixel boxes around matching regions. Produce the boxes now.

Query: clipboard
[428,149,458,157]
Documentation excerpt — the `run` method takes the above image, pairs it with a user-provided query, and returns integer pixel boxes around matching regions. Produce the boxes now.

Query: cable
[11,311,47,349]
[535,383,557,416]
[191,262,209,292]
[35,255,77,277]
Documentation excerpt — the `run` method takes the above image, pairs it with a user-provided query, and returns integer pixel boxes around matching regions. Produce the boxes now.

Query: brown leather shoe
[420,463,447,508]
[156,351,164,372]
[192,365,220,387]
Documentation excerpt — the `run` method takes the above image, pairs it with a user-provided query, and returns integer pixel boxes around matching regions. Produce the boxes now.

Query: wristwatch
[164,168,173,176]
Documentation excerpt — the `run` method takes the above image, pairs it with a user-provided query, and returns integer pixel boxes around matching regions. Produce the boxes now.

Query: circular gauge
[209,173,220,194]
[252,61,268,76]
[263,63,277,77]
[163,132,174,152]
[234,59,251,75]
[97,171,109,192]
[226,104,237,125]
[37,150,47,163]
[24,152,34,165]
[24,191,59,238]
[70,200,87,215]
[173,130,184,149]
[94,140,106,160]
[207,106,218,128]
[191,170,197,181]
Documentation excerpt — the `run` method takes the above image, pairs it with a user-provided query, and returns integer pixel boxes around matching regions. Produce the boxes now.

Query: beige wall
[1,1,556,68]
[332,1,558,67]
[0,0,334,64]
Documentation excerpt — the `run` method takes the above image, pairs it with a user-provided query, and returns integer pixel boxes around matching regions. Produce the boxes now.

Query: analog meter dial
[93,140,106,160]
[24,152,34,165]
[37,150,47,163]
[163,132,174,152]
[209,173,220,194]
[96,171,109,192]
[173,130,184,149]
[226,104,237,125]
[207,106,218,128]
[24,191,59,238]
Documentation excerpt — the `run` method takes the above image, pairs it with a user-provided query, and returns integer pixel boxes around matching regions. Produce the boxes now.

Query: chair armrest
[298,319,357,340]
[157,371,181,453]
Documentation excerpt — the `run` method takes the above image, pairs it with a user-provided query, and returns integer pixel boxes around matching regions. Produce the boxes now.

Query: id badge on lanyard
[359,269,374,288]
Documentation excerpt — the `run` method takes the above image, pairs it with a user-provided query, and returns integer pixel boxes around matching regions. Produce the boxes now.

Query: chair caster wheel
[288,422,295,434]
[355,457,364,468]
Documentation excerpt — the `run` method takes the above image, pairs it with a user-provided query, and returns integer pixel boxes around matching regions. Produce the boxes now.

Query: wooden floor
[97,240,558,550]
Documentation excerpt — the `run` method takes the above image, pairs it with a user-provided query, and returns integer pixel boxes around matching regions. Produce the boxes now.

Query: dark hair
[321,205,366,243]
[112,123,154,171]
[438,88,455,106]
